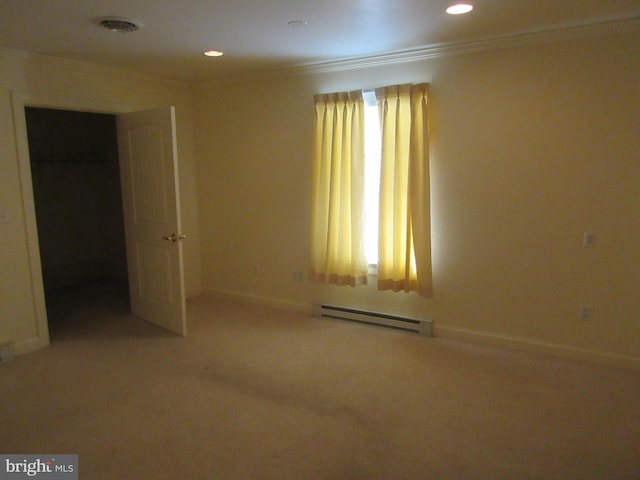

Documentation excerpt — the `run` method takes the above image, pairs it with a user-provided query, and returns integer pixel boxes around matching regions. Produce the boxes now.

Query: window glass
[363,94,381,266]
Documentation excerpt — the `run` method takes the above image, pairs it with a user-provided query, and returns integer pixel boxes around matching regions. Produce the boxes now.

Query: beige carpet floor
[1,281,639,479]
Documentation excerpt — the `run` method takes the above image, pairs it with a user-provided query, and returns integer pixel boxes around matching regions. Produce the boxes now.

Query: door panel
[117,106,186,336]
[137,241,172,303]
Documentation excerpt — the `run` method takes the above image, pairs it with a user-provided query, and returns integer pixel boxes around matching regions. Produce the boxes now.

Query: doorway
[25,107,130,339]
[12,93,188,352]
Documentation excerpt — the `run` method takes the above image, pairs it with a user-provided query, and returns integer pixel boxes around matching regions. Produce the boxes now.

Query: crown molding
[0,46,190,90]
[194,16,640,88]
[292,16,640,76]
[3,16,639,90]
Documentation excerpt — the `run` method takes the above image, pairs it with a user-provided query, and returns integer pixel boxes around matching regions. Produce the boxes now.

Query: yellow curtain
[376,83,433,297]
[310,90,368,286]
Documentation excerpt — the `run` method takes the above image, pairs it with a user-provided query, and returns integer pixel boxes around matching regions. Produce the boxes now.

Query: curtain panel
[309,90,368,286]
[376,83,433,297]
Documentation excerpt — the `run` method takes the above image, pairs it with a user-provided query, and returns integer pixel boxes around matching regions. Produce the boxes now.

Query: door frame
[11,91,138,353]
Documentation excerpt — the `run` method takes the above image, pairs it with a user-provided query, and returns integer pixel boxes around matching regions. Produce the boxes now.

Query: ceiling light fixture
[446,3,474,15]
[203,50,224,57]
[96,16,141,33]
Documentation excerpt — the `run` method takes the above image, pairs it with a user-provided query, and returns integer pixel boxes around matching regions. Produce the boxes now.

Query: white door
[116,106,187,335]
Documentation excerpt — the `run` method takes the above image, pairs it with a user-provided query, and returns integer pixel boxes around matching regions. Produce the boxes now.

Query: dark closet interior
[25,107,128,293]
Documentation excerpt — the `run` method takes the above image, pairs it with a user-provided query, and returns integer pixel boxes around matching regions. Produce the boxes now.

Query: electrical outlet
[579,305,591,321]
[293,270,304,282]
[252,264,260,276]
[583,231,596,247]
[0,209,9,224]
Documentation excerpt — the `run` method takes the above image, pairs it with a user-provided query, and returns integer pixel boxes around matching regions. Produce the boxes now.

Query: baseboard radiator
[313,304,432,336]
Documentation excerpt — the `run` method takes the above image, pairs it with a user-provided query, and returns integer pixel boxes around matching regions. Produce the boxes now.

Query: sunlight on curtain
[310,90,368,286]
[376,83,433,297]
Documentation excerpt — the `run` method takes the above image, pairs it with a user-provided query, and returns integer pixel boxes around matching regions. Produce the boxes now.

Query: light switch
[0,209,9,224]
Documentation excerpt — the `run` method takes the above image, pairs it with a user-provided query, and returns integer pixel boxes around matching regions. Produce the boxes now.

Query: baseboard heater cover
[313,304,432,336]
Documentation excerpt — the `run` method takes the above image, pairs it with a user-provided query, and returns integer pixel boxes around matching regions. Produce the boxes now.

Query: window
[310,84,433,297]
[363,90,381,267]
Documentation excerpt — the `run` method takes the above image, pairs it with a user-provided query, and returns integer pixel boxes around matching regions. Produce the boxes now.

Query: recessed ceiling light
[446,3,474,15]
[203,50,224,57]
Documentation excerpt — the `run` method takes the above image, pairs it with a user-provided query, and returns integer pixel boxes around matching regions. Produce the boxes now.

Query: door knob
[162,233,187,242]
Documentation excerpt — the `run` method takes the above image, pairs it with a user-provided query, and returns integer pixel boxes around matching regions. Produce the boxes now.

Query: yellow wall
[193,28,640,366]
[2,25,639,368]
[0,49,201,352]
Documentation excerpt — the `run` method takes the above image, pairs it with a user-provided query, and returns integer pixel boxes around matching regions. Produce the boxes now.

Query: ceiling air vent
[97,17,141,33]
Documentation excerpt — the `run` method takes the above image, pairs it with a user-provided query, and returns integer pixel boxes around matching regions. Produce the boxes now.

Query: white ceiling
[1,0,639,83]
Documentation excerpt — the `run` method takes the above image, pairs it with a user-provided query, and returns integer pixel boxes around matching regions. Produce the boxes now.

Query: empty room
[1,1,639,479]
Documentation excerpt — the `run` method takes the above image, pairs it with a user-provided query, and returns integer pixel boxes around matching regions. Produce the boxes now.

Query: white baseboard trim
[200,288,312,315]
[15,335,49,356]
[434,324,640,371]
[197,288,640,370]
